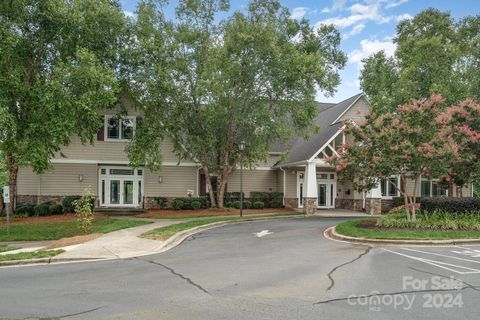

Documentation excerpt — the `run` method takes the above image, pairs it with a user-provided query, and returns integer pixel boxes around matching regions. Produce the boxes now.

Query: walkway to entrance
[314,208,378,217]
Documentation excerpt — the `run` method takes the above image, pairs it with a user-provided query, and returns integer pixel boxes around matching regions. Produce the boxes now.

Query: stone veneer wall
[284,198,298,209]
[303,197,317,215]
[335,198,364,212]
[365,198,382,215]
[381,199,394,213]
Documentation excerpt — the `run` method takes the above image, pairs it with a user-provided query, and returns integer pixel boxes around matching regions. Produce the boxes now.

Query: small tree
[73,188,95,234]
[330,94,455,221]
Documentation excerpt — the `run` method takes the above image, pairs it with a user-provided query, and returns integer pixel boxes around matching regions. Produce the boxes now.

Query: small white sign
[3,186,10,204]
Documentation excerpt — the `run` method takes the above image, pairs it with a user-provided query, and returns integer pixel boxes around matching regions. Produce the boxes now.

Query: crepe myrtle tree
[127,0,346,208]
[0,0,126,214]
[329,94,459,221]
[436,99,480,197]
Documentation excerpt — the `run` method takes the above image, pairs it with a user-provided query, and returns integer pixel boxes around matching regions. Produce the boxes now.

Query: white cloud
[348,38,396,69]
[321,0,347,14]
[385,0,408,9]
[124,10,135,19]
[316,1,393,30]
[345,23,366,38]
[346,79,361,88]
[396,13,413,21]
[290,7,308,20]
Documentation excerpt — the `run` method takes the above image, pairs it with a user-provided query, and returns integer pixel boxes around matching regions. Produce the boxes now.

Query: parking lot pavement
[1,217,480,320]
[383,246,480,275]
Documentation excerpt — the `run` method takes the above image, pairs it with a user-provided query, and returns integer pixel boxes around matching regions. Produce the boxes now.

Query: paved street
[1,217,479,319]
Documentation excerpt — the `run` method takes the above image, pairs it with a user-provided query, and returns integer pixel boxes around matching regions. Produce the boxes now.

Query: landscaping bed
[0,218,151,241]
[137,208,297,219]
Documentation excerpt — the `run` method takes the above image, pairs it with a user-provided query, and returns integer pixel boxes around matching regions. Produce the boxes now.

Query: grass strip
[336,219,480,240]
[0,218,152,241]
[0,249,65,262]
[0,244,15,253]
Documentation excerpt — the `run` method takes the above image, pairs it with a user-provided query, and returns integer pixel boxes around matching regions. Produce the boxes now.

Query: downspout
[279,167,286,206]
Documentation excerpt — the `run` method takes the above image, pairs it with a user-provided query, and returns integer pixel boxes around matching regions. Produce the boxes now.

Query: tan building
[16,93,473,214]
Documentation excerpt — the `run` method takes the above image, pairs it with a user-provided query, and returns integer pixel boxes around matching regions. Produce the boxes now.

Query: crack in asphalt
[409,266,480,292]
[314,287,473,305]
[134,257,210,295]
[326,246,371,291]
[1,306,103,320]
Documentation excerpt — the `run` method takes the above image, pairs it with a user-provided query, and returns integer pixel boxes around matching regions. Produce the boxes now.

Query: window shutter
[97,116,105,141]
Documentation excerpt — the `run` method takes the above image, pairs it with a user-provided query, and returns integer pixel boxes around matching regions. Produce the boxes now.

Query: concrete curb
[324,226,480,246]
[0,257,102,267]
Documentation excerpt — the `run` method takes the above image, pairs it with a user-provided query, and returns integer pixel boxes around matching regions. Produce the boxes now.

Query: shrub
[191,200,202,210]
[244,200,252,209]
[253,201,264,209]
[154,197,168,209]
[74,188,95,234]
[49,203,63,215]
[14,203,36,216]
[62,195,81,213]
[34,203,51,216]
[250,192,283,208]
[232,201,241,209]
[172,199,184,210]
[420,197,480,214]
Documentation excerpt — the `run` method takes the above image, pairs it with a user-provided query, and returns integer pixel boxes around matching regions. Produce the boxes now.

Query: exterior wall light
[78,174,84,182]
[158,176,163,183]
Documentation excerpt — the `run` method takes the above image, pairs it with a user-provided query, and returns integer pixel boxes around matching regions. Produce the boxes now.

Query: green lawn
[0,250,65,262]
[142,212,303,240]
[336,219,480,240]
[0,218,152,241]
[0,244,15,253]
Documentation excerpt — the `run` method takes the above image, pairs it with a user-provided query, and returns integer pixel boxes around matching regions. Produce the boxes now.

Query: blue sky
[120,0,480,103]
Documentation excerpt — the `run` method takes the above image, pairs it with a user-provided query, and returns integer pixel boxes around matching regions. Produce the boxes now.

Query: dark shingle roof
[273,93,363,166]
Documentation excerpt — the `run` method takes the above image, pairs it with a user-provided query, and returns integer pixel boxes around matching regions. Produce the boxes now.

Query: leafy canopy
[0,0,126,173]
[360,8,480,114]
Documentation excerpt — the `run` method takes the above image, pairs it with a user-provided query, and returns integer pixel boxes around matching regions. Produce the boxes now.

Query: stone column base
[303,197,317,215]
[366,198,382,215]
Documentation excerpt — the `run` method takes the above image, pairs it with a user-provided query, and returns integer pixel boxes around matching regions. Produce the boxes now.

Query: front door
[100,167,144,208]
[317,172,336,209]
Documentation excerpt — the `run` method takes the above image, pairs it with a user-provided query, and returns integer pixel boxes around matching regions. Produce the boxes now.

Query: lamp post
[239,140,245,217]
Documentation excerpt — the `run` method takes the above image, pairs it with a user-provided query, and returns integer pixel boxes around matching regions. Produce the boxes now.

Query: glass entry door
[317,172,336,209]
[318,183,327,207]
[99,167,144,208]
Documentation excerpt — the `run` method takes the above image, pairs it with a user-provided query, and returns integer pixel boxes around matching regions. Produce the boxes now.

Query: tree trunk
[201,164,216,208]
[6,155,18,215]
[410,177,419,221]
[0,195,4,216]
[216,172,228,209]
[400,174,411,220]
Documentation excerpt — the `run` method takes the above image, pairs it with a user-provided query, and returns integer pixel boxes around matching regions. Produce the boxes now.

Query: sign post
[2,186,10,229]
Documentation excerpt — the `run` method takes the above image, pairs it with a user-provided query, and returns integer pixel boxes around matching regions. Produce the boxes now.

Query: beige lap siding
[227,169,279,196]
[144,166,199,197]
[17,164,98,196]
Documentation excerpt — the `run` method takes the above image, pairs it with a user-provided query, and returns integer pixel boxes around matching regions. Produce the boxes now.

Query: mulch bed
[357,220,378,229]
[42,233,103,250]
[0,213,107,226]
[137,207,296,218]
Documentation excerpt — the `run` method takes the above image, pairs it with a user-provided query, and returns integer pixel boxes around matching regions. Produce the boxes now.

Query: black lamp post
[239,140,245,217]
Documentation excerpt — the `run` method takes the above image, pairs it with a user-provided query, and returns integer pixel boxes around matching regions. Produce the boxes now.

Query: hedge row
[420,197,480,214]
[14,194,94,217]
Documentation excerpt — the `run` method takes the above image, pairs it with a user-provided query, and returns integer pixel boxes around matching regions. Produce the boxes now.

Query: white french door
[99,167,144,208]
[297,171,336,209]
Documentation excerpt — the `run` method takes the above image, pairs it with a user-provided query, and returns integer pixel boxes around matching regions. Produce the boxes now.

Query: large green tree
[0,0,126,214]
[127,0,346,208]
[360,8,480,114]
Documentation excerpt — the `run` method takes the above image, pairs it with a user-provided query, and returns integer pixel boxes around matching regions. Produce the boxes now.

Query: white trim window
[381,176,400,198]
[420,178,448,197]
[105,115,136,141]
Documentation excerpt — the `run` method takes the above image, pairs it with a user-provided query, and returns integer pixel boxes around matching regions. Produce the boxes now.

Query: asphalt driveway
[0,217,479,319]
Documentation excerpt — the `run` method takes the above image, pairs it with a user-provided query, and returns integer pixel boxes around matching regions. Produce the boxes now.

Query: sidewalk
[55,219,183,260]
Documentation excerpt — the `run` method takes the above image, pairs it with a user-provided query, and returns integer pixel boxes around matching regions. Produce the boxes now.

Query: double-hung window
[105,116,135,141]
[381,176,400,197]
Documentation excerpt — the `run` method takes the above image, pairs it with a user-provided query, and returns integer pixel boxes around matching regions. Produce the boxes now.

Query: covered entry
[297,171,336,209]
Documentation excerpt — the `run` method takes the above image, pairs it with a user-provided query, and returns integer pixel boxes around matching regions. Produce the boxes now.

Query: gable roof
[274,93,364,166]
